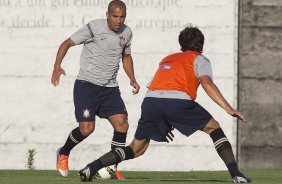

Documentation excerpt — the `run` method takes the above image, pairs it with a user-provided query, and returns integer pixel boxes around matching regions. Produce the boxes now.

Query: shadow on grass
[117,178,228,183]
[160,179,227,183]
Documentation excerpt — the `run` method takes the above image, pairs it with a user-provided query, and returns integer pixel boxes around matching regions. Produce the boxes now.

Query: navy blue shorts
[134,97,212,142]
[73,80,127,122]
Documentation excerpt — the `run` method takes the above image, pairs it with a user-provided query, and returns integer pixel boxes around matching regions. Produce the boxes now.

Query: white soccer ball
[94,166,115,179]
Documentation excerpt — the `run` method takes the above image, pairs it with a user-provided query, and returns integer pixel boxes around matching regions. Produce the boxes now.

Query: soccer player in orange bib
[79,25,251,183]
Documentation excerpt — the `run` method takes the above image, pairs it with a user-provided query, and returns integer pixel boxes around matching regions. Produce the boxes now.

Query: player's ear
[106,12,109,19]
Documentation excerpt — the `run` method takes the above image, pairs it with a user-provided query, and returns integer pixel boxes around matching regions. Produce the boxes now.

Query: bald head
[108,0,126,13]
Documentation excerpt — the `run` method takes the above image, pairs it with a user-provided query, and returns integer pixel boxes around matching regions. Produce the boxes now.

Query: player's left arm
[122,54,140,94]
[200,76,246,122]
[195,55,245,122]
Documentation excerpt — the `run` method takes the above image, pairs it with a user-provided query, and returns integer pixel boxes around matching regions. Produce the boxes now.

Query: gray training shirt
[70,19,133,87]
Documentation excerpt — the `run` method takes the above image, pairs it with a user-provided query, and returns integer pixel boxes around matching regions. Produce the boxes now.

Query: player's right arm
[199,76,246,122]
[51,38,75,87]
[51,21,94,86]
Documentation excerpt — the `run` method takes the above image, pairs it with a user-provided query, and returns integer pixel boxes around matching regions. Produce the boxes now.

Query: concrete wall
[238,0,282,168]
[0,0,238,171]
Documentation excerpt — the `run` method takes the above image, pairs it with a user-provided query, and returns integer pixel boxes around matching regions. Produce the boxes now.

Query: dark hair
[178,26,204,53]
[108,0,126,12]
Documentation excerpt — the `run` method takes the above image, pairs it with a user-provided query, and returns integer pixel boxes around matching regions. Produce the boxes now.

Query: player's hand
[130,80,140,95]
[226,108,246,122]
[51,65,66,87]
[165,126,174,143]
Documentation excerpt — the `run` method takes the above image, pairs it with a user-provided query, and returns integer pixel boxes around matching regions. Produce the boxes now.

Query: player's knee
[79,124,95,136]
[115,120,129,132]
[109,114,129,132]
[202,118,220,134]
[121,121,129,131]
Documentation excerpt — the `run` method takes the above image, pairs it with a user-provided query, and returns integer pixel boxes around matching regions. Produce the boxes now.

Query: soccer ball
[94,166,115,179]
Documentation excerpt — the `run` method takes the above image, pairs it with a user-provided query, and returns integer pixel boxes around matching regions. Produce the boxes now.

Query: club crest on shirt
[83,109,91,118]
[160,65,172,70]
[119,35,126,48]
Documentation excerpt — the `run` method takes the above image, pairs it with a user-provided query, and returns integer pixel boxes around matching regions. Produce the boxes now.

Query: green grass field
[0,169,281,184]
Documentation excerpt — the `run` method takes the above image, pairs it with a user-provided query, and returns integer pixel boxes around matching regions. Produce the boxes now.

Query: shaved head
[108,0,126,13]
[106,0,127,32]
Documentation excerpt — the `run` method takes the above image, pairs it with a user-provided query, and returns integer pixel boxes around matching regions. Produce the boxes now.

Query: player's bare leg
[202,119,251,183]
[57,122,94,177]
[129,139,150,157]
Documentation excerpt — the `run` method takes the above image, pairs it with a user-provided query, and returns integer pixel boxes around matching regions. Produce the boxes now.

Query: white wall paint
[0,0,238,171]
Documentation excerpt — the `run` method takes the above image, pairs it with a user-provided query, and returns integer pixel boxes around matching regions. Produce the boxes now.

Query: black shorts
[134,97,212,142]
[73,80,127,122]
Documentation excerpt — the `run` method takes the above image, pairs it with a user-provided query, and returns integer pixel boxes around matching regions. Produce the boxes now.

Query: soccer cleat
[113,170,125,179]
[232,172,252,183]
[79,165,93,182]
[56,148,69,177]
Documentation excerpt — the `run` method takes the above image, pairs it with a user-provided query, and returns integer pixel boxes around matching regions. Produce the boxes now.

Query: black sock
[60,127,87,156]
[210,128,240,177]
[111,131,127,150]
[111,131,127,170]
[88,146,134,174]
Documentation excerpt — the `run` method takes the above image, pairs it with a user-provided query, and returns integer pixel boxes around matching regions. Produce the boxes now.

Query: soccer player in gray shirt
[51,0,139,179]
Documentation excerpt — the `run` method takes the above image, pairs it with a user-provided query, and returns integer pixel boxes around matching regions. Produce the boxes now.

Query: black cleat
[79,165,93,182]
[232,172,252,183]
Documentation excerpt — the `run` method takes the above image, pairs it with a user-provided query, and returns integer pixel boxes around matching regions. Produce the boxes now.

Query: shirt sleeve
[70,22,93,45]
[123,29,132,55]
[194,55,213,79]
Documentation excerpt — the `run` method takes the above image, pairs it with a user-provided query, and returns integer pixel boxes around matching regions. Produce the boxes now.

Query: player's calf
[210,128,240,178]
